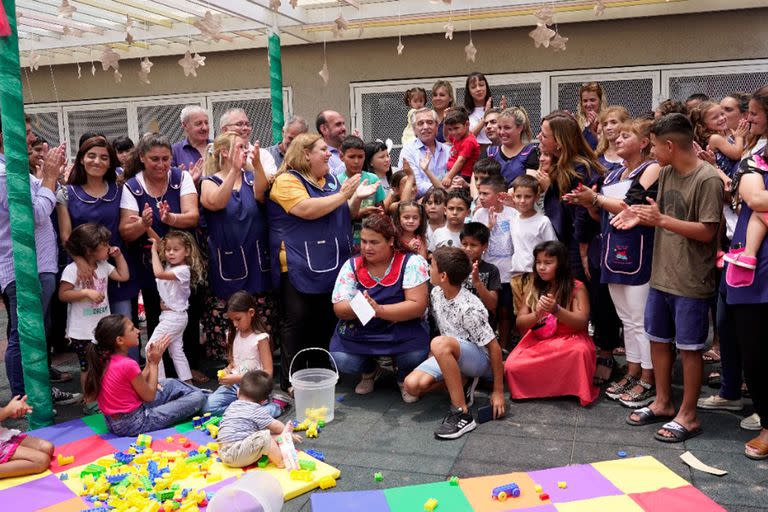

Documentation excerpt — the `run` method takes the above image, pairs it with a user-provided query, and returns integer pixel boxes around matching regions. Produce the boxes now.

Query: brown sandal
[745,437,768,460]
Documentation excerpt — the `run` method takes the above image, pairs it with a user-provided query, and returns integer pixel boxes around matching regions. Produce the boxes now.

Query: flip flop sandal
[594,356,615,386]
[626,406,673,427]
[702,349,721,363]
[654,421,703,443]
[745,438,768,460]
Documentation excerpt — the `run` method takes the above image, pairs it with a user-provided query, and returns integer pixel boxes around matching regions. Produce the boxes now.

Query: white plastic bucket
[289,348,339,424]
[206,472,284,512]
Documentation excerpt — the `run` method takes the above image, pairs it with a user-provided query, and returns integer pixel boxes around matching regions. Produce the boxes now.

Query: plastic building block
[165,436,174,443]
[256,455,270,468]
[423,498,438,511]
[107,473,128,485]
[217,369,226,379]
[192,416,203,428]
[136,434,152,448]
[207,424,219,438]
[187,452,209,464]
[293,419,310,431]
[557,481,567,489]
[318,475,336,489]
[289,469,313,481]
[57,453,75,466]
[534,484,543,493]
[299,459,316,471]
[59,473,69,481]
[80,464,106,479]
[304,407,328,422]
[306,424,319,438]
[202,416,221,428]
[374,472,383,482]
[617,450,627,458]
[336,395,345,402]
[492,483,520,501]
[305,449,325,462]
[448,476,459,486]
[540,493,550,501]
[317,420,326,428]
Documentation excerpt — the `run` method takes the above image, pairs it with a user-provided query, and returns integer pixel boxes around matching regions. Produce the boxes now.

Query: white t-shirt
[119,171,197,212]
[425,222,446,253]
[473,206,516,281]
[61,260,114,340]
[157,264,191,312]
[510,212,558,276]
[248,144,278,178]
[232,331,269,375]
[430,226,462,251]
[469,106,490,145]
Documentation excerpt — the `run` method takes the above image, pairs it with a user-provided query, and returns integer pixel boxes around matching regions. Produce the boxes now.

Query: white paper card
[602,179,632,200]
[350,290,376,326]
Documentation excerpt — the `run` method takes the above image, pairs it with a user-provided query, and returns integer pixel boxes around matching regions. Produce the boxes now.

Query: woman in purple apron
[200,132,274,361]
[329,214,430,402]
[56,136,140,358]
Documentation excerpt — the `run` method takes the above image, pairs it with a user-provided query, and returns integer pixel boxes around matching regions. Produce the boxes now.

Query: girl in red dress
[505,241,599,406]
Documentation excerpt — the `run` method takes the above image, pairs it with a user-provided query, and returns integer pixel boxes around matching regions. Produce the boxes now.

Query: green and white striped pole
[268,26,284,144]
[0,0,54,428]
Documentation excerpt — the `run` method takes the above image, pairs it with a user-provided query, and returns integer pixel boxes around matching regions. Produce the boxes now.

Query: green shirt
[337,170,387,247]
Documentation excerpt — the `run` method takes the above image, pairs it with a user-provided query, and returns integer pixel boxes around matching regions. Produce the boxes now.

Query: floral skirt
[201,291,279,361]
[0,432,26,464]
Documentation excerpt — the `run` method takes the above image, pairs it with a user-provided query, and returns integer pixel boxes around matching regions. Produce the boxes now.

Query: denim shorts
[415,339,492,381]
[644,287,710,351]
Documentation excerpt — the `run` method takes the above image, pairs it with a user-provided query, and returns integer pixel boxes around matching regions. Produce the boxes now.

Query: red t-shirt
[447,133,480,178]
[97,354,143,415]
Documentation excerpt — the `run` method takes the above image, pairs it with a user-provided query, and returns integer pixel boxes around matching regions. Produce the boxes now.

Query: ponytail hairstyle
[576,82,607,130]
[596,106,630,156]
[498,106,534,143]
[84,315,129,402]
[64,223,111,260]
[160,230,207,289]
[122,132,173,181]
[619,118,654,162]
[526,241,574,312]
[689,101,726,148]
[225,291,269,364]
[203,132,241,177]
[393,200,427,240]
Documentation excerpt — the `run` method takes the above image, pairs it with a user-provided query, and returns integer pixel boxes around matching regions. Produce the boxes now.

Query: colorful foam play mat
[310,456,726,512]
[0,415,339,511]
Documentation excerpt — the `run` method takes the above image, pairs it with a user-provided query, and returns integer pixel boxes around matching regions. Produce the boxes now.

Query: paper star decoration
[397,38,404,55]
[138,57,153,84]
[100,47,120,71]
[550,33,568,52]
[76,62,81,79]
[594,0,606,16]
[464,39,477,62]
[91,62,96,76]
[534,5,555,26]
[29,50,40,71]
[193,53,206,67]
[319,61,329,85]
[332,15,349,37]
[290,0,298,7]
[178,50,199,77]
[529,23,556,48]
[444,22,454,40]
[113,69,122,83]
[270,0,281,9]
[58,0,76,18]
[193,11,232,41]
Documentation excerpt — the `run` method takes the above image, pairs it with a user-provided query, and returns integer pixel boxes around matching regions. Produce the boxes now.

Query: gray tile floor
[0,308,766,511]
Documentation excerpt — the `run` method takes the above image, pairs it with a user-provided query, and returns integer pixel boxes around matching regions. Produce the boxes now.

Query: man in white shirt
[398,108,449,198]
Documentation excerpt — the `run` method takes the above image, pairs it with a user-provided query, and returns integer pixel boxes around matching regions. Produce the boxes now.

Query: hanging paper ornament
[124,15,135,44]
[29,50,41,71]
[594,0,606,16]
[91,62,96,75]
[529,23,555,48]
[193,52,206,67]
[444,22,454,40]
[113,69,122,83]
[318,61,329,85]
[269,0,281,9]
[332,15,348,38]
[534,5,555,26]
[290,0,298,7]
[193,10,232,41]
[76,61,81,79]
[58,0,76,18]
[138,57,153,84]
[179,50,199,77]
[464,39,477,62]
[100,47,120,71]
[358,25,364,37]
[397,36,404,56]
[550,33,568,52]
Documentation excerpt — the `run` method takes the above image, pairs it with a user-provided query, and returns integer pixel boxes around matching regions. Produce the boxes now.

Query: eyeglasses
[227,122,251,128]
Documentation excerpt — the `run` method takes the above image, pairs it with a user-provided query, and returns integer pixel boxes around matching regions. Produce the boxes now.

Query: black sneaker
[434,406,476,440]
[51,387,82,405]
[464,377,479,408]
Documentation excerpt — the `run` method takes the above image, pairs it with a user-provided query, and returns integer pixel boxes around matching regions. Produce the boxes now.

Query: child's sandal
[605,375,637,401]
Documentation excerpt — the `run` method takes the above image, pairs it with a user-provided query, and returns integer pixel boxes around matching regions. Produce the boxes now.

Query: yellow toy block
[217,369,226,378]
[140,502,161,512]
[166,436,174,443]
[424,498,438,511]
[57,453,74,466]
[294,419,310,431]
[318,475,337,489]
[306,424,319,438]
[206,442,218,451]
[558,481,567,489]
[289,469,313,482]
[178,437,187,444]
[535,484,543,493]
[136,434,152,448]
[207,424,219,438]
[304,407,328,422]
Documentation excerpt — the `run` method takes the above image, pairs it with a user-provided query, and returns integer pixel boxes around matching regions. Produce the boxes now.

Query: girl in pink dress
[505,241,599,406]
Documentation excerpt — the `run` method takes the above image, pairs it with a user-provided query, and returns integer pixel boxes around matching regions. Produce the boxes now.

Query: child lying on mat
[217,370,302,468]
[0,395,54,479]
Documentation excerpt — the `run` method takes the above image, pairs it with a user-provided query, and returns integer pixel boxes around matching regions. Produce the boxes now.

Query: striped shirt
[0,156,59,290]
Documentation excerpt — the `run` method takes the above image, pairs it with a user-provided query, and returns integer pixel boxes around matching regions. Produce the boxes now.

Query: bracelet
[591,193,603,208]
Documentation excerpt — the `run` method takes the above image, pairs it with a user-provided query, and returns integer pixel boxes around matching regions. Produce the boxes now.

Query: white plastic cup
[206,472,284,512]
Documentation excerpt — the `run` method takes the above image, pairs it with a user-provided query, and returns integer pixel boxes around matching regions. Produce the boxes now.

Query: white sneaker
[740,413,762,431]
[355,368,382,395]
[697,395,743,411]
[398,383,419,403]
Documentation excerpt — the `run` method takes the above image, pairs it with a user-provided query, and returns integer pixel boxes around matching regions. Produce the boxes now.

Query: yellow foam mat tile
[591,456,689,494]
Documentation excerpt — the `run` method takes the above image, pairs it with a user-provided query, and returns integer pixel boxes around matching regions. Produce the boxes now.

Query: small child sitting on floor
[0,395,54,479]
[218,370,302,468]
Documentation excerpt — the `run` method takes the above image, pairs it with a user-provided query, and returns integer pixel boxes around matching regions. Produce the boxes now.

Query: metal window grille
[136,102,202,143]
[210,97,274,146]
[360,90,411,163]
[668,71,768,101]
[557,78,655,117]
[457,82,543,134]
[65,107,129,151]
[27,111,62,146]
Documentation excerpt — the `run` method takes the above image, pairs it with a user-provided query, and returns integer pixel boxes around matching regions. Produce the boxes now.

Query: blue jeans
[109,299,139,362]
[104,379,206,437]
[331,348,429,383]
[202,384,283,417]
[716,290,742,400]
[3,273,57,397]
